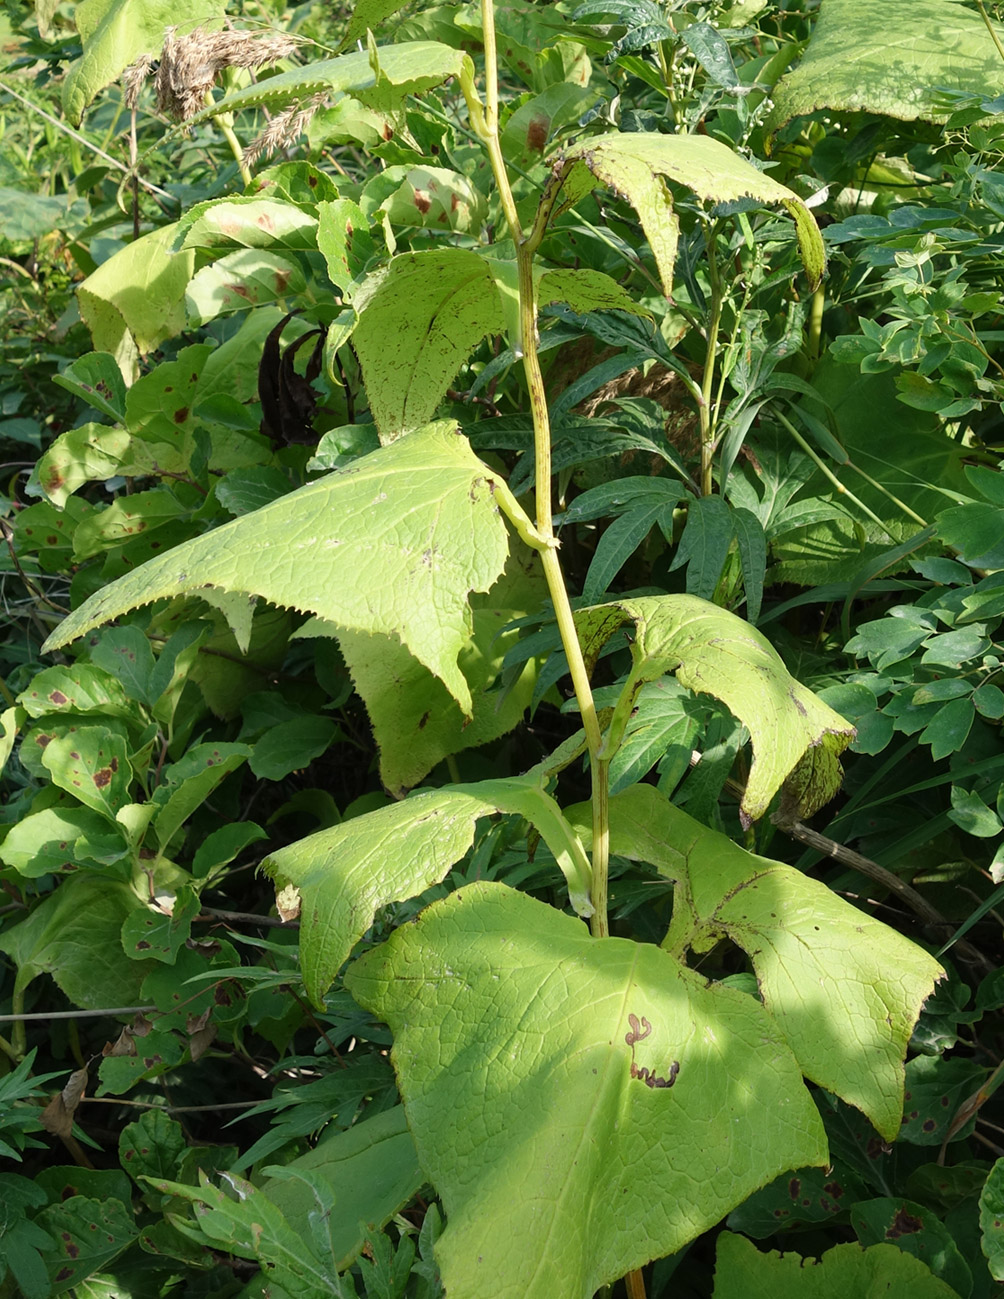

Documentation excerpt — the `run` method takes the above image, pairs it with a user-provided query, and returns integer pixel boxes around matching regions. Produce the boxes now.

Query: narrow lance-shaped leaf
[553,132,825,295]
[264,771,593,1005]
[575,594,855,823]
[42,423,512,717]
[346,882,827,1299]
[567,784,944,1141]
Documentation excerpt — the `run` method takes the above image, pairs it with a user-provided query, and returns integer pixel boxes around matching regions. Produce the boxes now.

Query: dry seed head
[242,92,328,168]
[154,26,299,122]
[123,52,156,110]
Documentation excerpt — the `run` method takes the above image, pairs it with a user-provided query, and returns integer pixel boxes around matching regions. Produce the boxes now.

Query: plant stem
[207,93,252,187]
[807,281,825,368]
[773,408,901,542]
[699,222,725,496]
[477,0,609,936]
[976,0,1004,65]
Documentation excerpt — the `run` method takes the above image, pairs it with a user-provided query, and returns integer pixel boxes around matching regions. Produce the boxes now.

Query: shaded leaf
[265,771,593,1003]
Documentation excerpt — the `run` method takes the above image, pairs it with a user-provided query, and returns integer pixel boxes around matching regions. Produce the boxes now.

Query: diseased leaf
[556,132,825,294]
[575,594,854,823]
[41,728,133,822]
[185,251,308,325]
[346,882,827,1299]
[567,784,944,1140]
[42,424,512,718]
[851,1198,972,1297]
[765,0,1004,138]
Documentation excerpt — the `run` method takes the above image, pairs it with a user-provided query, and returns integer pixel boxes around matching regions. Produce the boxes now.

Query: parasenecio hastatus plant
[20,1,947,1295]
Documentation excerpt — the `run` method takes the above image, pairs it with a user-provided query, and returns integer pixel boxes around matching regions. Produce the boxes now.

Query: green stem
[976,0,1004,65]
[807,281,825,369]
[699,223,725,497]
[478,0,609,937]
[0,1029,19,1065]
[774,408,901,542]
[207,94,252,187]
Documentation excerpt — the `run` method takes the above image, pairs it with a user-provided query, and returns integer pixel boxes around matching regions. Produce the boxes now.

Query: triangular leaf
[557,132,825,293]
[575,594,855,823]
[569,784,944,1140]
[42,423,511,717]
[346,882,827,1299]
[352,251,505,441]
[264,772,593,1004]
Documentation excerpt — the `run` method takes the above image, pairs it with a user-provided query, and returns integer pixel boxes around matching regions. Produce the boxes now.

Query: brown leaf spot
[887,1208,923,1238]
[174,405,189,424]
[93,766,114,789]
[414,190,431,214]
[49,690,69,705]
[526,113,549,153]
[788,1178,801,1200]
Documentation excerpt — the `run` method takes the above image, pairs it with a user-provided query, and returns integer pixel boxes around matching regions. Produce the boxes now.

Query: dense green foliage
[2,0,1004,1296]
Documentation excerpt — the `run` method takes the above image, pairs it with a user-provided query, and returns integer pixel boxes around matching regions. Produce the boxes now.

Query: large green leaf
[261,1106,424,1271]
[331,543,545,794]
[63,0,227,124]
[713,1231,961,1299]
[765,0,1004,138]
[0,875,152,1010]
[42,424,511,716]
[556,133,825,295]
[346,882,827,1299]
[264,772,593,1004]
[568,784,944,1140]
[575,594,854,824]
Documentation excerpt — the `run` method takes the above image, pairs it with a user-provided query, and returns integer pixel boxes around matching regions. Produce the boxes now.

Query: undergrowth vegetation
[2,0,1004,1295]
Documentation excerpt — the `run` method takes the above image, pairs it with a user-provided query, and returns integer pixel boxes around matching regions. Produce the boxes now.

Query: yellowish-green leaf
[42,423,511,717]
[575,594,854,823]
